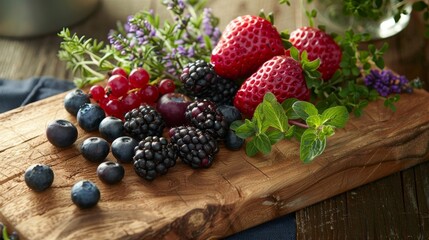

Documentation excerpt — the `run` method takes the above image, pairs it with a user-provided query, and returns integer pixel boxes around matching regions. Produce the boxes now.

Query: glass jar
[306,0,412,39]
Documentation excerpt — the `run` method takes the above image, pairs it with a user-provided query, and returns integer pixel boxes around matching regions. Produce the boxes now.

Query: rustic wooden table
[1,0,428,239]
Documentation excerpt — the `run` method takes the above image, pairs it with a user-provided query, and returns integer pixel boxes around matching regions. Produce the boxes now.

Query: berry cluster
[89,67,176,119]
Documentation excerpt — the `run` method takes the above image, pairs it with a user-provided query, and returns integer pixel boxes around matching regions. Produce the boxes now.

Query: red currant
[138,85,159,104]
[129,67,150,89]
[112,67,128,78]
[122,92,142,112]
[98,96,109,110]
[107,75,129,98]
[158,79,176,95]
[104,99,125,119]
[89,85,105,101]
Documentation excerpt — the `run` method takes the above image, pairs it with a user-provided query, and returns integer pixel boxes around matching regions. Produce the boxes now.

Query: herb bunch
[58,0,221,88]
[231,92,349,163]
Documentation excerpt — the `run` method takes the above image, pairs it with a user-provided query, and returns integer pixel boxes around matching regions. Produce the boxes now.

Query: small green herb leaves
[299,104,348,163]
[231,92,349,163]
[232,93,289,157]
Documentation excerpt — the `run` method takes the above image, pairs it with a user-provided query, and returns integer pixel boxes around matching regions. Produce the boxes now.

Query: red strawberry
[234,55,310,117]
[211,15,285,81]
[289,27,341,81]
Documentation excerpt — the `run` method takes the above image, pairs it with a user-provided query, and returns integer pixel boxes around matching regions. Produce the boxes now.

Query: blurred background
[0,0,427,89]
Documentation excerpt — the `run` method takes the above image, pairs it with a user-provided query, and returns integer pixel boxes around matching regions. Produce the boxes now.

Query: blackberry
[201,76,239,106]
[185,99,228,139]
[169,126,219,169]
[123,105,165,141]
[180,60,217,97]
[133,136,177,181]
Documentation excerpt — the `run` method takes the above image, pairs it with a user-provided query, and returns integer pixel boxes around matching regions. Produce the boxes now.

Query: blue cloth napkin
[0,76,75,113]
[0,76,296,239]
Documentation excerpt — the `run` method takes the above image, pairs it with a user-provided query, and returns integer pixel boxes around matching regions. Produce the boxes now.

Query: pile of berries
[88,67,176,119]
[38,61,247,210]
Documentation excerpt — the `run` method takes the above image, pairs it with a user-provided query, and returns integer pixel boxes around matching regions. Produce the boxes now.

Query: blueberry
[64,89,90,116]
[97,161,125,184]
[77,103,106,132]
[224,129,244,151]
[217,105,242,126]
[71,180,100,209]
[24,164,54,192]
[46,119,78,148]
[99,116,125,142]
[111,136,139,163]
[80,137,110,163]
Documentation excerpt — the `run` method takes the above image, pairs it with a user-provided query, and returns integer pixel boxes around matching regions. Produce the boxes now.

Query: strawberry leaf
[290,46,300,61]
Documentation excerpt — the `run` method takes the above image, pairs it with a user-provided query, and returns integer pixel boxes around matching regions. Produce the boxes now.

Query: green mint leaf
[321,125,335,137]
[234,119,256,139]
[254,134,272,155]
[230,120,244,131]
[245,139,259,157]
[292,101,319,120]
[321,106,349,128]
[281,98,300,119]
[267,129,285,144]
[262,93,289,132]
[306,115,322,128]
[253,102,265,132]
[285,125,296,139]
[300,129,327,163]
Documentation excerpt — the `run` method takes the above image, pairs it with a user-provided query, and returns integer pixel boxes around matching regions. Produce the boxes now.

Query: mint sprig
[231,92,349,163]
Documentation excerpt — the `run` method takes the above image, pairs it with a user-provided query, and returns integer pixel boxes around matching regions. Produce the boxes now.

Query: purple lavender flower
[364,69,412,97]
[201,8,221,48]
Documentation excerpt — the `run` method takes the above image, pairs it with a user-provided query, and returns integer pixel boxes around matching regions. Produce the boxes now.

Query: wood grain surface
[0,86,428,240]
[1,0,429,239]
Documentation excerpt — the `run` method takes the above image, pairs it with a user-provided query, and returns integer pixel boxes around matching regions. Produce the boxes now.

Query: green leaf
[321,125,335,137]
[282,98,300,119]
[300,129,327,163]
[253,102,265,132]
[234,119,256,139]
[245,139,259,157]
[302,58,321,71]
[284,125,296,139]
[254,134,272,155]
[321,106,349,128]
[267,129,285,144]
[230,120,244,131]
[289,46,300,61]
[262,93,289,132]
[306,115,322,128]
[292,101,319,120]
[3,225,9,240]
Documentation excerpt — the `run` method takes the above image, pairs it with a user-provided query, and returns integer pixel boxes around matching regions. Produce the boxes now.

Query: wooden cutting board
[1,89,429,240]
